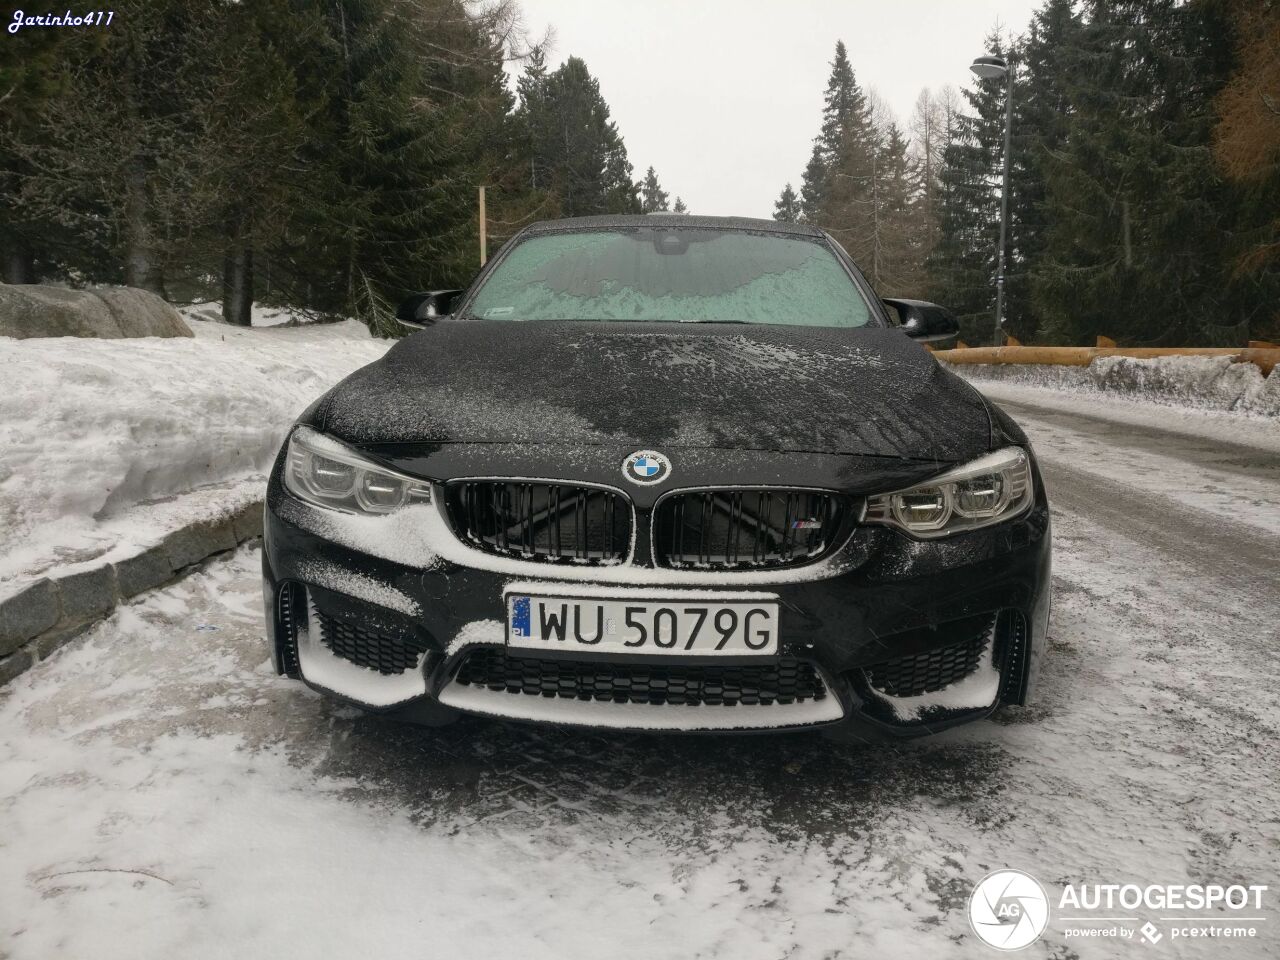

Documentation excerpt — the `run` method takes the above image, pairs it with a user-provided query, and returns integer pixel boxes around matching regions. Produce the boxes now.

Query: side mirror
[396,289,464,330]
[882,298,960,343]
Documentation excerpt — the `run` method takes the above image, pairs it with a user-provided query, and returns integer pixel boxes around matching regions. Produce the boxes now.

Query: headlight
[864,447,1034,539]
[283,426,432,515]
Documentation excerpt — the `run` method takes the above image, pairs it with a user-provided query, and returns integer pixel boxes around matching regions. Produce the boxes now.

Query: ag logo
[968,869,1050,951]
[622,450,670,486]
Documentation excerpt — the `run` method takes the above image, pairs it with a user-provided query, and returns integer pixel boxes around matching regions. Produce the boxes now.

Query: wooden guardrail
[932,344,1280,375]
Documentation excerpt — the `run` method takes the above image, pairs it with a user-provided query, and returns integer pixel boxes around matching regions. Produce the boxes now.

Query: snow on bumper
[436,680,844,731]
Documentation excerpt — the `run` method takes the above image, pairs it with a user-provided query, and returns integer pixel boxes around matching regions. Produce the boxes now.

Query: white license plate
[506,594,779,655]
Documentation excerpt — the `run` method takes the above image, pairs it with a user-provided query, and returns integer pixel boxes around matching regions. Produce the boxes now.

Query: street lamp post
[970,54,1014,347]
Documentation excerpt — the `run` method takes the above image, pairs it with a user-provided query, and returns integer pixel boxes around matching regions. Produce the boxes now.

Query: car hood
[310,320,993,461]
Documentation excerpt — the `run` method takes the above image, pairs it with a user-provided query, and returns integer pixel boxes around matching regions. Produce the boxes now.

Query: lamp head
[970,55,1010,80]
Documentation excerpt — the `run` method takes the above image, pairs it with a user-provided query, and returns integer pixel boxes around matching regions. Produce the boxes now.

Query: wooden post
[479,186,487,267]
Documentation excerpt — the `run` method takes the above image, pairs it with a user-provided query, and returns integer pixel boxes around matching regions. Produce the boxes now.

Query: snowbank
[178,302,323,328]
[947,354,1280,417]
[0,316,390,585]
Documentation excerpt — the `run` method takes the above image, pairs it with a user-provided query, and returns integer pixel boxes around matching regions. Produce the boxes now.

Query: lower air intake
[454,648,827,707]
[312,604,426,675]
[864,617,994,698]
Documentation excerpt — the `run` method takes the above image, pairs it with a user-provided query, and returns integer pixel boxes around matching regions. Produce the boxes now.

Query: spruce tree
[524,56,639,217]
[873,123,924,296]
[804,43,881,275]
[926,30,1012,343]
[515,47,551,192]
[672,197,689,213]
[639,166,670,212]
[773,184,801,222]
[799,41,872,223]
[799,144,828,221]
[1034,0,1244,345]
[1005,0,1081,341]
[0,23,83,282]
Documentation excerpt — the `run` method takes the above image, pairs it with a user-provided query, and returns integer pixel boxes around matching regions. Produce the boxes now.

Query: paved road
[2,388,1278,960]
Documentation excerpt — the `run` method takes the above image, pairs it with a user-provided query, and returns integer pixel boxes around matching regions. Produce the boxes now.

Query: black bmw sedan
[262,215,1051,736]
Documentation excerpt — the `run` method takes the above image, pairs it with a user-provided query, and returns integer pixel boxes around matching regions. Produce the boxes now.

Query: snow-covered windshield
[464,228,874,327]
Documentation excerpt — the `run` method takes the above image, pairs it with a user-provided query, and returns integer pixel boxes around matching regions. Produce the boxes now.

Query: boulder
[92,286,193,338]
[0,284,192,339]
[0,284,124,339]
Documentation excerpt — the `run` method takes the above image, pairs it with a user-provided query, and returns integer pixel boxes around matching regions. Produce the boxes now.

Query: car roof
[521,214,825,238]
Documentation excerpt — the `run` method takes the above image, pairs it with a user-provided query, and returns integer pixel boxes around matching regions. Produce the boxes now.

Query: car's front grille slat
[445,481,630,565]
[455,648,827,707]
[655,488,847,571]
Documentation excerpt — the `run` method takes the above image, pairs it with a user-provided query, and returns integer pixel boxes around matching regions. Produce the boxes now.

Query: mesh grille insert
[864,619,993,698]
[654,489,847,570]
[312,605,425,675]
[445,481,630,565]
[454,648,827,707]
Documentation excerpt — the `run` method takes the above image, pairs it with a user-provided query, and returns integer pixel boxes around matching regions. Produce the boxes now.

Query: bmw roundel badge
[623,450,671,486]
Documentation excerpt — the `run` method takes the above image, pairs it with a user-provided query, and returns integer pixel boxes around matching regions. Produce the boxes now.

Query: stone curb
[0,499,264,689]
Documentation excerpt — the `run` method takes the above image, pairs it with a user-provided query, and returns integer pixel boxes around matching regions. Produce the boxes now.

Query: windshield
[464,228,875,327]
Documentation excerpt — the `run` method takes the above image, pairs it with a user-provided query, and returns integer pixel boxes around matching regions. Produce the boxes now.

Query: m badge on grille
[623,450,671,486]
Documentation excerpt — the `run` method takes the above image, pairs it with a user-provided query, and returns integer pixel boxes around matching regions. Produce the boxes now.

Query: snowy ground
[0,317,389,585]
[2,380,1278,958]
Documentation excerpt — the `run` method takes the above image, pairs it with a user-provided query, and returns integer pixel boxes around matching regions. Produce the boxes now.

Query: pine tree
[798,144,827,221]
[4,0,266,296]
[639,166,670,212]
[873,123,924,296]
[800,41,872,222]
[1034,0,1244,345]
[672,196,689,214]
[0,23,83,282]
[1005,0,1081,341]
[773,183,801,222]
[803,43,881,275]
[515,47,551,191]
[817,42,868,159]
[197,0,316,324]
[523,56,639,217]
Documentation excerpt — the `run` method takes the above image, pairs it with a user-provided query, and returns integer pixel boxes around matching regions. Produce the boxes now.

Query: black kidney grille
[864,623,991,698]
[313,606,425,675]
[654,489,846,570]
[454,648,827,706]
[446,481,630,564]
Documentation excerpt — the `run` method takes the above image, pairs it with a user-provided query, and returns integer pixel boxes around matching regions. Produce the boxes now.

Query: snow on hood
[310,320,993,460]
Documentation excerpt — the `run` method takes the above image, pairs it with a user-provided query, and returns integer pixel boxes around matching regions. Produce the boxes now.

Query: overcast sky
[507,0,1041,218]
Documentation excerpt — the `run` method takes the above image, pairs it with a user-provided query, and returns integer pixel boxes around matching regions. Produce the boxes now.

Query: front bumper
[262,449,1051,736]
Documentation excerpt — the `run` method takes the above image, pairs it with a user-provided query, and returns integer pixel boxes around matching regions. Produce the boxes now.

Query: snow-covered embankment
[945,353,1280,418]
[0,314,390,684]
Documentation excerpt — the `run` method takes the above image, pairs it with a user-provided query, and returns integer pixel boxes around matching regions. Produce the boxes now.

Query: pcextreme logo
[969,870,1270,951]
